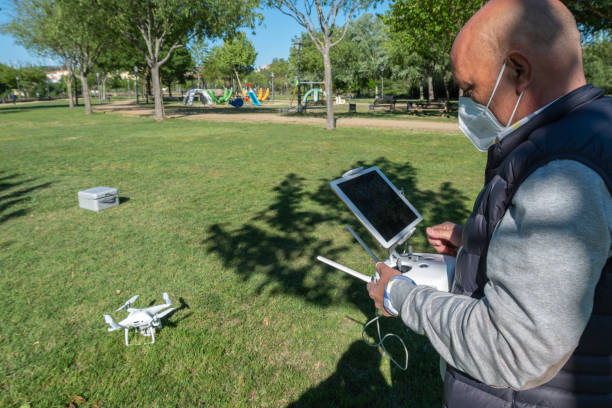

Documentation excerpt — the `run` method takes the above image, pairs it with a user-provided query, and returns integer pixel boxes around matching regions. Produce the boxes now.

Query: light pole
[294,39,303,113]
[127,78,131,98]
[271,72,275,102]
[16,76,20,97]
[134,66,139,104]
[379,65,384,100]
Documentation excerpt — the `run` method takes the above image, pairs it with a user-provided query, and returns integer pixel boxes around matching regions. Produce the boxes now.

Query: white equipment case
[78,187,119,212]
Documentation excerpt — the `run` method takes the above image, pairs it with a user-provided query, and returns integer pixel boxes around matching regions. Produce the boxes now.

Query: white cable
[362,314,409,371]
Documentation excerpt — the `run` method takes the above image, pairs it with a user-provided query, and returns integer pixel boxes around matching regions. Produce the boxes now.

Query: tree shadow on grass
[203,158,471,407]
[0,171,53,225]
[0,103,68,115]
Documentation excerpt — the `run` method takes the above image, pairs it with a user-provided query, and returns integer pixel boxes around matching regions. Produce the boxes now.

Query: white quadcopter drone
[104,293,175,346]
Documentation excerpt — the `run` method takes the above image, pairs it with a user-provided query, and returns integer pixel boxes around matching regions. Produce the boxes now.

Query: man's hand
[426,222,463,256]
[367,262,401,317]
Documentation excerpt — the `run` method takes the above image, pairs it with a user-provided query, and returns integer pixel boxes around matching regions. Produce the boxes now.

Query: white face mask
[458,62,524,152]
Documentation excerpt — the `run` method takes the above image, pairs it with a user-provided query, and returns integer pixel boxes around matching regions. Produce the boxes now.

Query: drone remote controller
[317,167,455,292]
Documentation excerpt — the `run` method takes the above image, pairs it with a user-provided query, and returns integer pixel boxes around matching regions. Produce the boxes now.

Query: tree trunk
[444,80,450,101]
[375,84,379,100]
[78,73,92,115]
[459,88,464,97]
[427,75,434,101]
[233,69,243,93]
[322,46,335,130]
[102,77,108,102]
[66,75,74,108]
[419,81,424,101]
[151,63,164,121]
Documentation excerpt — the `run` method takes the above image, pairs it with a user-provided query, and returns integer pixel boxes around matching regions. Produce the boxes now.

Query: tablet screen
[334,169,420,245]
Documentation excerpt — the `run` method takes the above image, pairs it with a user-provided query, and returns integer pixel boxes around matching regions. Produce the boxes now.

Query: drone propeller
[115,295,139,312]
[155,307,175,320]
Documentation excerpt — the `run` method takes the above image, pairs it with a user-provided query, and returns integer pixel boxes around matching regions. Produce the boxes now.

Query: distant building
[46,69,69,83]
[255,64,271,73]
[119,71,137,80]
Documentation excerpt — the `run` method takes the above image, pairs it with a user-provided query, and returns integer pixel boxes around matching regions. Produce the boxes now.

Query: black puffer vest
[444,85,612,408]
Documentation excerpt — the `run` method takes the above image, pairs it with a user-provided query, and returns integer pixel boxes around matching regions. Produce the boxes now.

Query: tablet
[330,167,422,248]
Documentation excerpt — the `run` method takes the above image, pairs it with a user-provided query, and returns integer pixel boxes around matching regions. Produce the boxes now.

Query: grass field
[0,102,485,407]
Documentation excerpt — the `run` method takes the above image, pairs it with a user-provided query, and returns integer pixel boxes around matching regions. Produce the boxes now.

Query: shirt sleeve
[389,160,612,389]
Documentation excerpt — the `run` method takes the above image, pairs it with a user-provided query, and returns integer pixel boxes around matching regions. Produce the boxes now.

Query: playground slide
[201,91,214,105]
[247,90,262,106]
[206,89,217,103]
[183,89,214,106]
[303,88,326,104]
[257,88,263,100]
[261,88,270,101]
[217,88,233,103]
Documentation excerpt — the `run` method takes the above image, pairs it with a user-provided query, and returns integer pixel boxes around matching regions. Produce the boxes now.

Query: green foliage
[563,0,612,35]
[583,34,612,93]
[212,32,258,80]
[268,57,290,92]
[385,0,483,70]
[329,13,390,91]
[160,46,194,88]
[0,63,19,95]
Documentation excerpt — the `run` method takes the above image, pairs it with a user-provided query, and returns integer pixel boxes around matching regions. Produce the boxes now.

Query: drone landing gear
[124,326,156,346]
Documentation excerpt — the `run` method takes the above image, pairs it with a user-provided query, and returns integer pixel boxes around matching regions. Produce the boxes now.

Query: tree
[213,32,257,91]
[160,46,194,97]
[583,34,612,93]
[340,13,389,97]
[563,0,611,35]
[0,63,18,97]
[5,0,114,113]
[269,0,376,130]
[385,0,484,101]
[269,58,290,95]
[107,0,261,121]
[189,38,210,89]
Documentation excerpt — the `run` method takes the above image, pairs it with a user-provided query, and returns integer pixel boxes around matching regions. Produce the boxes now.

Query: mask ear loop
[486,61,507,109]
[506,90,524,127]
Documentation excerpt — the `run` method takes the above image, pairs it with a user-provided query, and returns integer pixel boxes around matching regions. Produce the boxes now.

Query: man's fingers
[427,225,453,241]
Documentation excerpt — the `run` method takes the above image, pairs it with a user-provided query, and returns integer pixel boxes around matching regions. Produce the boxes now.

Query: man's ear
[507,51,532,94]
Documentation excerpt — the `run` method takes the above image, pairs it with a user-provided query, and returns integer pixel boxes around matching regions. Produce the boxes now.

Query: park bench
[368,96,396,111]
[406,101,454,113]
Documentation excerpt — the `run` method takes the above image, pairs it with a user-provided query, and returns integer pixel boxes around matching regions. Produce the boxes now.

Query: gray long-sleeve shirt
[389,160,612,390]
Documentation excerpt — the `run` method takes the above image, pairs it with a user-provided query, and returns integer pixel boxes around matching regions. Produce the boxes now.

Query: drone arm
[104,315,123,331]
[156,307,175,320]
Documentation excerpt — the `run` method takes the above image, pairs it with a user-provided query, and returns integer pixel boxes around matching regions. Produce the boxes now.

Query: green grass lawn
[0,102,485,407]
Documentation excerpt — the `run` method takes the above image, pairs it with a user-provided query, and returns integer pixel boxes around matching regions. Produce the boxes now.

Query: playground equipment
[183,88,234,106]
[302,88,326,104]
[241,86,263,106]
[246,88,261,106]
[261,89,270,101]
[335,95,346,104]
[183,89,213,106]
[217,88,233,103]
[229,97,244,108]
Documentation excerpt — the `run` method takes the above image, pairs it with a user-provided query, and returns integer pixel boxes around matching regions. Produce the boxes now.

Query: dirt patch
[95,100,460,133]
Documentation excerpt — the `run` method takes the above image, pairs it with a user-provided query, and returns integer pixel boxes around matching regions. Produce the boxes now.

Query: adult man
[367,0,611,406]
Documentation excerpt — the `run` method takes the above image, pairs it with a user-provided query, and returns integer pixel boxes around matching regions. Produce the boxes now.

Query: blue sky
[0,1,389,68]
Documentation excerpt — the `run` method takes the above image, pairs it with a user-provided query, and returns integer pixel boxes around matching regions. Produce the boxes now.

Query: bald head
[452,0,586,125]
